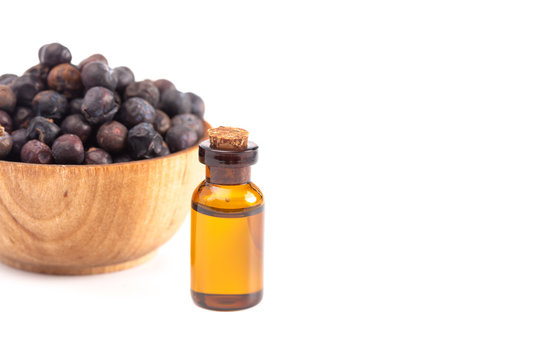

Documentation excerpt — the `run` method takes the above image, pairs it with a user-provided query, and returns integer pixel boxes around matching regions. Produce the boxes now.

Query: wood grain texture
[0,122,209,275]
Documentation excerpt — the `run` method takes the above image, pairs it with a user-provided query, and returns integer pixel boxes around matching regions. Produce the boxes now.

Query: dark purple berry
[186,92,205,118]
[9,128,27,160]
[0,74,17,87]
[24,64,50,86]
[124,80,159,107]
[153,110,171,135]
[159,141,171,156]
[0,110,13,133]
[158,89,191,117]
[81,87,119,125]
[113,90,122,105]
[52,134,84,164]
[12,75,44,106]
[69,98,83,114]
[119,97,155,128]
[113,67,134,93]
[60,114,91,143]
[113,153,133,163]
[47,64,83,98]
[84,147,112,164]
[0,126,13,159]
[20,140,53,164]
[81,61,117,90]
[96,121,127,153]
[0,85,16,113]
[13,107,33,129]
[171,113,204,138]
[127,123,163,159]
[153,79,176,96]
[32,90,68,120]
[165,125,199,152]
[78,54,108,71]
[26,116,61,146]
[38,43,72,67]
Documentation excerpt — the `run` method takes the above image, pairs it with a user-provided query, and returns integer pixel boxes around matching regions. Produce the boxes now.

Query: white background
[1,1,555,359]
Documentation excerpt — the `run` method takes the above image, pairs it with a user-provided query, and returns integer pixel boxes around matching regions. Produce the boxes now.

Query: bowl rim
[0,120,211,168]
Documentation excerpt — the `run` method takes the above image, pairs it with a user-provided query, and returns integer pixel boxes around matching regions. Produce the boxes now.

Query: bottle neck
[206,165,251,185]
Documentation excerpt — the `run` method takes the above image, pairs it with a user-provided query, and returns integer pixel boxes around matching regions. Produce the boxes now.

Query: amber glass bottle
[191,129,264,311]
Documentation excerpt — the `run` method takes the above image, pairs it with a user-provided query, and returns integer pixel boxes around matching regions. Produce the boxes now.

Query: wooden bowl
[0,122,209,275]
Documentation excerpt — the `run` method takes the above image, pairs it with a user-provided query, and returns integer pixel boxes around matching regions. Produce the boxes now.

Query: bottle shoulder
[192,180,264,211]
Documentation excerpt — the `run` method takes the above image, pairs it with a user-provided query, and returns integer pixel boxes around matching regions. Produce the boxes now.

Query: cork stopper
[208,126,249,151]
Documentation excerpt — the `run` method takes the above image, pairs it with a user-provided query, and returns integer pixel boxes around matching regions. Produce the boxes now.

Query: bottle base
[191,289,263,311]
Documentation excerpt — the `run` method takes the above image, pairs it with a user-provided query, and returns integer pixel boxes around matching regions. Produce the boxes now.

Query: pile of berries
[0,43,205,164]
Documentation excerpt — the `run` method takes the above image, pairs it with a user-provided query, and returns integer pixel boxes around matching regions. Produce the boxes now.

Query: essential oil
[191,127,264,311]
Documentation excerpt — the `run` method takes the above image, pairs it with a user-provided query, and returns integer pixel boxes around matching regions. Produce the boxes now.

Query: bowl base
[0,250,156,275]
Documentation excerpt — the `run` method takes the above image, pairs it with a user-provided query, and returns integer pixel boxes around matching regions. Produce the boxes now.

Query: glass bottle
[191,137,264,311]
